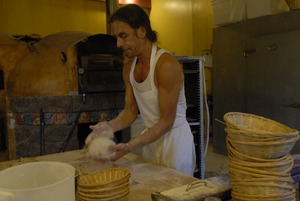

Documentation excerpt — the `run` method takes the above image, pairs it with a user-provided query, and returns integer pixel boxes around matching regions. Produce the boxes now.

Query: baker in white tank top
[129,44,196,175]
[86,4,196,176]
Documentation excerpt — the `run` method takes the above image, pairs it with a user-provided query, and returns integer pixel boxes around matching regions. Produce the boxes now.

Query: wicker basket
[225,127,298,142]
[227,135,299,159]
[77,191,129,201]
[77,167,130,201]
[77,180,129,194]
[228,154,293,173]
[229,165,292,180]
[78,167,130,188]
[224,112,299,136]
[286,0,300,10]
[226,139,292,162]
[228,161,292,177]
[230,179,294,195]
[230,176,294,184]
[231,198,296,201]
[231,188,296,201]
[77,186,129,199]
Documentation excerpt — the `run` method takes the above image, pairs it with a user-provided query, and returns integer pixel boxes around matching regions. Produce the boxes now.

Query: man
[87,4,196,176]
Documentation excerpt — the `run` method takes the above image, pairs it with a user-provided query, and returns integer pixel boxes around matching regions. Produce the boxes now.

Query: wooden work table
[0,150,231,201]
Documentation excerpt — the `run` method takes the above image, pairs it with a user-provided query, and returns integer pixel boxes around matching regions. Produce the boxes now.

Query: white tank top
[129,44,187,129]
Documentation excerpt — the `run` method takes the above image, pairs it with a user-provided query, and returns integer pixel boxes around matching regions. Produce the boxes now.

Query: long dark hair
[110,4,158,42]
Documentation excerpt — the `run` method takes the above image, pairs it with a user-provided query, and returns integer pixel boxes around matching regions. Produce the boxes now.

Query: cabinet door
[246,30,300,154]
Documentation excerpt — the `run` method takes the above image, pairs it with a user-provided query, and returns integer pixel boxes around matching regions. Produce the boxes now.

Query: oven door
[78,54,124,93]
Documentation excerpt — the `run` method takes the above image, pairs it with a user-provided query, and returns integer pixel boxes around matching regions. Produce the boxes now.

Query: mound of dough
[88,137,116,158]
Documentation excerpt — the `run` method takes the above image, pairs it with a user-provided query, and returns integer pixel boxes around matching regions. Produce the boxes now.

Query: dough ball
[93,124,114,139]
[88,137,116,158]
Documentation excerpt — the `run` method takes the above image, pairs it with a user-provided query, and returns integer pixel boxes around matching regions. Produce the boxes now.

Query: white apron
[129,44,196,176]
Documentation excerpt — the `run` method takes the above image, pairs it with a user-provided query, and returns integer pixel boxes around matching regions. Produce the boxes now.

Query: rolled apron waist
[142,116,188,134]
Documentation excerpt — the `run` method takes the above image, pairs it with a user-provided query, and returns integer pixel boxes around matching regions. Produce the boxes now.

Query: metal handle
[243,48,256,57]
[185,180,207,192]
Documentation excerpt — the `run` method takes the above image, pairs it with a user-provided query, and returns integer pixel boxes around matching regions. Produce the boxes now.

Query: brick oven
[2,31,127,159]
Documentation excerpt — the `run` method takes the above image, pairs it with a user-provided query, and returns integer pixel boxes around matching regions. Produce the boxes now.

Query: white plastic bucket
[0,161,75,201]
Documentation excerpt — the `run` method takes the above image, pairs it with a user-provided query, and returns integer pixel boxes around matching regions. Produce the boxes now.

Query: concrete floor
[204,141,228,179]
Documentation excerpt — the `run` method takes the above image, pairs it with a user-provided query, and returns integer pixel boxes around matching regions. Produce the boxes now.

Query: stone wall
[8,93,125,158]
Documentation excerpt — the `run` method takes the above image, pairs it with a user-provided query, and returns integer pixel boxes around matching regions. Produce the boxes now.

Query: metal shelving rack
[176,56,205,179]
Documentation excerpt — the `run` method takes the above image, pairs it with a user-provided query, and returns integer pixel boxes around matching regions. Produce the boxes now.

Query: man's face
[111,20,142,59]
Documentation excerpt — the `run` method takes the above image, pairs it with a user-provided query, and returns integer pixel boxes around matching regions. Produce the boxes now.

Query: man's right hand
[85,122,114,145]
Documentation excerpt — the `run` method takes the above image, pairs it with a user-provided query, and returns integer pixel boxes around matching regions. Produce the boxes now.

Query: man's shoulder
[157,52,181,68]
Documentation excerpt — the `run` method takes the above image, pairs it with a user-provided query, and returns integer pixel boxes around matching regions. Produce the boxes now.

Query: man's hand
[91,143,131,162]
[109,143,131,161]
[85,122,114,145]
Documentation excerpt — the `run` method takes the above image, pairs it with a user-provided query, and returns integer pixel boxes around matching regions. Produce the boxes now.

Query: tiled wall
[8,93,125,158]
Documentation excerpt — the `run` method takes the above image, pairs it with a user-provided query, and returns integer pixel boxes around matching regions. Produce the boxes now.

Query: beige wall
[192,0,215,56]
[150,0,214,56]
[0,0,107,36]
[0,0,214,56]
[150,0,194,56]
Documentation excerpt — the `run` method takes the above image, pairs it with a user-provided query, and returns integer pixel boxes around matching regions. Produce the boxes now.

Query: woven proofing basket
[227,139,292,162]
[227,135,299,159]
[225,127,298,142]
[78,167,130,188]
[77,186,129,200]
[228,154,294,173]
[228,160,293,177]
[77,191,129,201]
[231,188,296,201]
[230,179,294,195]
[77,180,129,194]
[224,112,299,136]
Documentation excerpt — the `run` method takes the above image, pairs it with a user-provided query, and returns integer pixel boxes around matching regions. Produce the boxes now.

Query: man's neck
[136,41,153,66]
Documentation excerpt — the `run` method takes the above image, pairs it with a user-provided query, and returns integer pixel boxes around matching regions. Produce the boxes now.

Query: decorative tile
[15,113,24,125]
[53,113,67,125]
[23,113,33,125]
[79,112,89,123]
[12,110,122,125]
[44,113,54,125]
[66,113,76,124]
[89,111,100,123]
[32,114,40,126]
[99,112,108,121]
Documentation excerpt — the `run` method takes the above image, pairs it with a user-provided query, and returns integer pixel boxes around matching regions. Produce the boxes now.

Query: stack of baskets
[76,167,130,201]
[224,112,299,201]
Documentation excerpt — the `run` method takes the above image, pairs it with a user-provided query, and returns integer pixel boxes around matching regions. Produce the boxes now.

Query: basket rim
[231,188,296,198]
[225,127,299,137]
[231,192,295,201]
[227,139,292,162]
[228,153,293,167]
[227,134,299,145]
[77,191,129,201]
[78,167,130,187]
[224,112,299,134]
[229,175,294,183]
[77,185,129,199]
[228,161,293,176]
[230,180,294,187]
[77,180,130,193]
